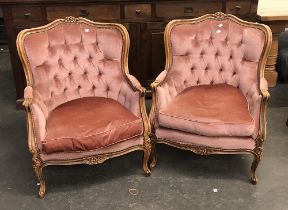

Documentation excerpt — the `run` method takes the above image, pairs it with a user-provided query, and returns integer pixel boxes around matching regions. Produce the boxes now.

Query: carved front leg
[32,157,46,198]
[250,147,263,185]
[149,133,157,169]
[143,133,152,176]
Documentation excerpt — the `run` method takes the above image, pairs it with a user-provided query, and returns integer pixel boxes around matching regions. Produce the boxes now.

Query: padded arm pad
[24,86,47,147]
[260,77,268,92]
[153,70,178,111]
[117,75,144,117]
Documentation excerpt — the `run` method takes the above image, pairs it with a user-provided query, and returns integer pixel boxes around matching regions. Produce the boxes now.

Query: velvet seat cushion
[42,97,143,154]
[158,84,255,137]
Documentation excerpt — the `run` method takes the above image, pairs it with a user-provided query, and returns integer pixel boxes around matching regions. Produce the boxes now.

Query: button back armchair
[150,12,272,184]
[17,17,151,198]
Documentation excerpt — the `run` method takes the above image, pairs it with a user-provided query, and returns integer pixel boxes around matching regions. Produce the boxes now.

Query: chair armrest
[126,74,146,94]
[260,77,269,98]
[258,77,270,141]
[150,70,169,130]
[122,74,151,136]
[151,70,168,88]
[23,86,47,153]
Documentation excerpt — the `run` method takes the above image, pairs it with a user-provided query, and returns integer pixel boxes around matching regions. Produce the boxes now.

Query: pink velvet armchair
[16,17,151,198]
[150,13,272,184]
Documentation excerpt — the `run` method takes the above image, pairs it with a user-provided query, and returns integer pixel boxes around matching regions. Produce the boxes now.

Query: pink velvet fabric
[43,97,143,154]
[156,19,266,139]
[23,22,140,117]
[22,22,145,154]
[156,127,256,150]
[40,136,143,162]
[158,84,255,137]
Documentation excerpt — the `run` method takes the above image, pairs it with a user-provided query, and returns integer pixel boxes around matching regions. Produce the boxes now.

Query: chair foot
[250,176,258,185]
[250,154,260,185]
[150,142,157,169]
[33,159,46,198]
[150,159,157,170]
[143,148,151,176]
[144,169,151,177]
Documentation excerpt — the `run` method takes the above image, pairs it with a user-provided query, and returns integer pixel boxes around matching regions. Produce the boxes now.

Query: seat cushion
[158,84,255,137]
[42,97,143,154]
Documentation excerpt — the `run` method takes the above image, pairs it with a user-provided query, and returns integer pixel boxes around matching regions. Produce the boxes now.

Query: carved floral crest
[64,16,78,23]
[212,12,228,20]
[84,156,108,165]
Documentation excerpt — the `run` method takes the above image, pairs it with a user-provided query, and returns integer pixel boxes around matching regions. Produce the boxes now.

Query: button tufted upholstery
[21,20,147,154]
[18,18,153,197]
[23,22,140,117]
[150,14,272,185]
[155,18,267,139]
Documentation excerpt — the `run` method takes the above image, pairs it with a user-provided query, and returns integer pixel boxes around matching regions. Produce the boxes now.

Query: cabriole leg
[150,140,157,169]
[250,148,262,185]
[33,158,46,198]
[143,147,151,176]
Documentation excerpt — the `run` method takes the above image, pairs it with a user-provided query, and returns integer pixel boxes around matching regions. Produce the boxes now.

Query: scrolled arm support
[258,77,270,144]
[23,86,47,157]
[149,70,168,132]
[125,74,151,143]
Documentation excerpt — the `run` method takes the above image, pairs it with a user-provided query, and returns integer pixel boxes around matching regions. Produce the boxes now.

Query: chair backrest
[17,16,131,113]
[163,12,272,97]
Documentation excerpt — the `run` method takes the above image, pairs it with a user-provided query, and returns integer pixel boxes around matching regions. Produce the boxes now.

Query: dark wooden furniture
[0,0,259,106]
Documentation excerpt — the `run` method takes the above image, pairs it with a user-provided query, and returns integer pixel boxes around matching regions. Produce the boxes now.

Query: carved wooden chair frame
[16,16,151,198]
[149,12,272,184]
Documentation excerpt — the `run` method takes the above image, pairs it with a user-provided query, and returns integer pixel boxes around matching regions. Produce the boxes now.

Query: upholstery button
[92,85,96,89]
[210,81,214,84]
[83,71,87,75]
[54,75,57,79]
[205,66,208,71]
[219,68,223,72]
[98,72,102,76]
[78,85,81,89]
[196,80,200,84]
[233,71,236,75]
[64,87,67,92]
[68,72,72,76]
[191,66,194,70]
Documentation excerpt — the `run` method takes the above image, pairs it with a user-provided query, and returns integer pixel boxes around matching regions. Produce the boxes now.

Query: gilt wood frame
[17,16,152,198]
[149,12,272,184]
